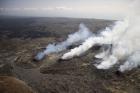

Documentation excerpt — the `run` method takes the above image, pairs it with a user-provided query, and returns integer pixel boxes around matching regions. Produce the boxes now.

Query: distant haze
[0,0,131,20]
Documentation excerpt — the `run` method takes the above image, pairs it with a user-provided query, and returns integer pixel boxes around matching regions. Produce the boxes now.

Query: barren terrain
[0,17,139,93]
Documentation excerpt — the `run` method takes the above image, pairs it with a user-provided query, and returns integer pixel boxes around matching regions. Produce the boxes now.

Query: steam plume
[62,20,129,60]
[35,23,93,61]
[62,0,140,72]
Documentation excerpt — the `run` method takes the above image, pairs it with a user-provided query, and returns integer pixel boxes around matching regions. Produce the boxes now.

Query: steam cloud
[61,0,140,72]
[35,23,93,61]
[35,0,140,72]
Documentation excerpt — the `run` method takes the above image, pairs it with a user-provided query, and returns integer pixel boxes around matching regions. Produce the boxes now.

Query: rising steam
[35,0,140,72]
[62,20,129,60]
[35,23,93,61]
[61,0,140,72]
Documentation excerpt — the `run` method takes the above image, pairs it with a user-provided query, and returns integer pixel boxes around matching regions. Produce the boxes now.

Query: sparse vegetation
[0,17,139,93]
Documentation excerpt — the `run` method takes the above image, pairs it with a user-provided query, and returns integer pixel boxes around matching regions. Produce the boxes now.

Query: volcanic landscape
[0,16,139,93]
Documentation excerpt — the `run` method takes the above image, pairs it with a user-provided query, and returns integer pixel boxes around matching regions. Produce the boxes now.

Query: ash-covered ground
[0,17,139,93]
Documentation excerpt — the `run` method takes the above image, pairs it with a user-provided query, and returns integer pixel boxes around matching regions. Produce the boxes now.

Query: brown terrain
[0,16,139,93]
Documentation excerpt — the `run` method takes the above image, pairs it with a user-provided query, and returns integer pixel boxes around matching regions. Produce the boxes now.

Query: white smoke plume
[35,23,93,61]
[62,0,140,72]
[62,20,129,59]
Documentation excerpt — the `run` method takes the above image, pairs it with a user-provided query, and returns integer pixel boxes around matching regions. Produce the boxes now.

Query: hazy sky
[0,0,131,20]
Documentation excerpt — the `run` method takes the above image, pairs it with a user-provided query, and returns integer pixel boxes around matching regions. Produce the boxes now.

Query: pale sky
[0,0,132,20]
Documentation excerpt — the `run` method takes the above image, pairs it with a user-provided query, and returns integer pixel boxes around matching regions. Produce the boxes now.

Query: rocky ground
[0,17,139,93]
